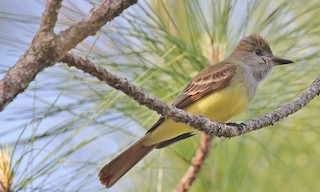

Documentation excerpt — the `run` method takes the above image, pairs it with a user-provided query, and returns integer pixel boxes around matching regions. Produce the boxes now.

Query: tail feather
[99,137,156,188]
[156,132,195,149]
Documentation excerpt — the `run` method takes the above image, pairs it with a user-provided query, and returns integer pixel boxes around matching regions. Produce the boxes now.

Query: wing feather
[171,62,237,109]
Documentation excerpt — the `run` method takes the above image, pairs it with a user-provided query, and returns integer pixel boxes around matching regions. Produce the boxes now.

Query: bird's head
[229,34,293,82]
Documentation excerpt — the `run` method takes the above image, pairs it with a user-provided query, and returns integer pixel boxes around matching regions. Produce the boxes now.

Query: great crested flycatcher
[99,34,293,188]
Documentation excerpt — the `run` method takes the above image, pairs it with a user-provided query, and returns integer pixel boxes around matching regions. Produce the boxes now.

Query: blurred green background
[0,0,320,191]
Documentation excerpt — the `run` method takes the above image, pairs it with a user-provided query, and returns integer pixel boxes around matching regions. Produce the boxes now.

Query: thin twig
[55,0,138,55]
[173,133,213,192]
[62,53,320,137]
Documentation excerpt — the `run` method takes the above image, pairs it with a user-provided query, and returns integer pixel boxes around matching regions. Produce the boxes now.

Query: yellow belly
[143,81,250,146]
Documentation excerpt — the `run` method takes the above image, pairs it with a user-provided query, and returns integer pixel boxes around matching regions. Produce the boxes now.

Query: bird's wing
[147,62,236,133]
[171,62,237,109]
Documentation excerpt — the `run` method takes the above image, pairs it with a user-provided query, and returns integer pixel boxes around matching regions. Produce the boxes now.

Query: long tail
[99,136,157,188]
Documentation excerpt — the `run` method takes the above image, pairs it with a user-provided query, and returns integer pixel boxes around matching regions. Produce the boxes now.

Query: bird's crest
[236,34,272,53]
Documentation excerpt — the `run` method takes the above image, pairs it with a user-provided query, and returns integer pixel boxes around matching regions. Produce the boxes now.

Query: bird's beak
[272,55,294,65]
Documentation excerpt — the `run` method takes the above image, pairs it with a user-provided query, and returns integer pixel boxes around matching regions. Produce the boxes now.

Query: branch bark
[0,0,138,111]
[62,53,320,137]
[39,0,63,34]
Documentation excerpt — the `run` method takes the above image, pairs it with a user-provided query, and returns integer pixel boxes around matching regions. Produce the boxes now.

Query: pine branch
[63,53,319,191]
[62,53,320,137]
[0,0,138,111]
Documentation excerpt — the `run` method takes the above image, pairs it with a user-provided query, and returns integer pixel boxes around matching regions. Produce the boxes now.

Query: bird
[99,34,293,188]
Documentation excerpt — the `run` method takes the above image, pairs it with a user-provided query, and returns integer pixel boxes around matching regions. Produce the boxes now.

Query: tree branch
[62,53,320,137]
[0,0,138,111]
[55,0,138,55]
[173,133,213,192]
[39,0,63,34]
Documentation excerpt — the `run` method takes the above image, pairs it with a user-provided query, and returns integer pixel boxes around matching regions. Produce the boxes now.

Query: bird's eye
[254,50,263,56]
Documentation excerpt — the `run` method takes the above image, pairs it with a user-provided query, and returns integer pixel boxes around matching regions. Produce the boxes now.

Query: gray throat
[251,61,273,83]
